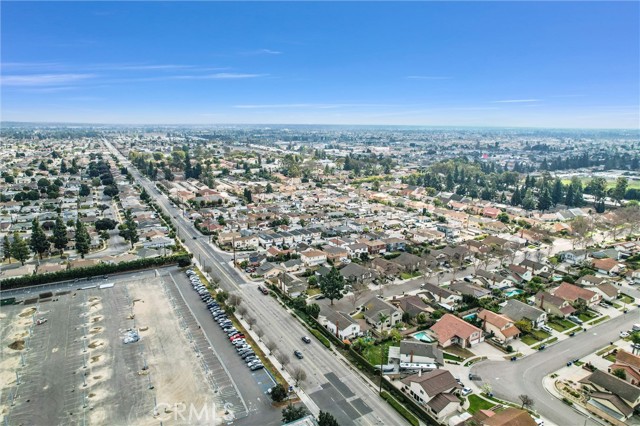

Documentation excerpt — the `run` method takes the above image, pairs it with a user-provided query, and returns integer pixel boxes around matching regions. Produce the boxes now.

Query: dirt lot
[1,270,215,425]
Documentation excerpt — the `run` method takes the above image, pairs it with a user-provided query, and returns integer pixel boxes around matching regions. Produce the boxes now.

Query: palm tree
[378,312,390,332]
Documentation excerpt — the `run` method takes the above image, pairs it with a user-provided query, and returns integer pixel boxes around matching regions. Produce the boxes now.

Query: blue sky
[2,2,639,128]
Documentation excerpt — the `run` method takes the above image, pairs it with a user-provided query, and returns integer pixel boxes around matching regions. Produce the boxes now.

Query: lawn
[531,330,551,340]
[352,312,365,320]
[467,394,496,414]
[533,337,557,350]
[521,335,538,346]
[588,315,610,326]
[444,353,464,362]
[362,340,398,366]
[444,345,476,360]
[548,322,567,332]
[552,318,577,330]
[618,294,635,304]
[306,287,322,296]
[560,178,640,190]
[400,271,422,280]
[578,311,597,322]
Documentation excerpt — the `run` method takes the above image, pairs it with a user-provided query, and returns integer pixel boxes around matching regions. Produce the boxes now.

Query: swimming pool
[505,289,524,298]
[412,331,435,343]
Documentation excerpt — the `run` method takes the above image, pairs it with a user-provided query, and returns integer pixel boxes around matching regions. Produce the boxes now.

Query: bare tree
[265,340,277,355]
[245,315,256,330]
[347,281,368,310]
[210,274,221,289]
[237,305,248,318]
[275,352,290,369]
[291,367,307,387]
[254,327,264,341]
[571,216,590,249]
[227,293,243,307]
[519,394,534,410]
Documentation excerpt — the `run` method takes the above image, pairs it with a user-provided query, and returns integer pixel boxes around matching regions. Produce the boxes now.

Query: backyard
[362,340,398,366]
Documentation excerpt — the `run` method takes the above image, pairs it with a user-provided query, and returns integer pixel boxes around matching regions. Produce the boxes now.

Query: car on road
[620,331,630,338]
[461,387,473,396]
[301,336,311,344]
[294,350,304,359]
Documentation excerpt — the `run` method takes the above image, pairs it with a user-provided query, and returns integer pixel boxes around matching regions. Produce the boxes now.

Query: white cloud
[1,73,96,86]
[241,49,283,55]
[493,99,541,103]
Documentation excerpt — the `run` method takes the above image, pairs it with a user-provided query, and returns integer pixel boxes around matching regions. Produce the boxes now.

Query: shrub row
[310,329,331,348]
[380,391,419,426]
[0,253,192,290]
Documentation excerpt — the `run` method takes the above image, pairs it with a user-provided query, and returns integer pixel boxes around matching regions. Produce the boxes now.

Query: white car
[461,387,473,396]
[620,331,630,338]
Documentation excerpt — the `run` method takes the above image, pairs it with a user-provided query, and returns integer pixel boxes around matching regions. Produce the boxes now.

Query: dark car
[569,332,576,337]
[538,345,546,351]
[294,350,304,359]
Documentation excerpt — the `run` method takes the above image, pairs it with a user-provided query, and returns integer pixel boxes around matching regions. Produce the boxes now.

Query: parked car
[540,325,553,333]
[250,363,264,371]
[461,387,473,396]
[294,350,304,359]
[620,331,630,338]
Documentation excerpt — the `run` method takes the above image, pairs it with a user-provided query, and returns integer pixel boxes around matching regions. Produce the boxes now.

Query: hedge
[380,391,419,426]
[0,252,192,290]
[310,329,331,348]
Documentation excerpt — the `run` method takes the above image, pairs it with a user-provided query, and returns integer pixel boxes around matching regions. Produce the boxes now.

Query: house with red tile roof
[551,282,601,307]
[429,314,484,348]
[477,309,520,344]
[610,350,640,386]
[482,206,501,219]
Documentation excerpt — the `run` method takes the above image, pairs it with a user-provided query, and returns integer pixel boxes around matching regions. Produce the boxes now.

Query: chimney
[335,320,339,339]
[418,367,422,377]
[410,350,414,363]
[540,294,544,310]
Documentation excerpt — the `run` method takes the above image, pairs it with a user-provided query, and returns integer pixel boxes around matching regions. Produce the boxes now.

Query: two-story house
[551,282,601,307]
[362,296,402,331]
[401,370,461,421]
[477,309,521,344]
[535,291,576,318]
[499,299,547,328]
[300,249,327,267]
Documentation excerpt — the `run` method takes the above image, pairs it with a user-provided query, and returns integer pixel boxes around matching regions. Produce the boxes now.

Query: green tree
[612,177,628,206]
[52,215,69,255]
[3,235,12,263]
[306,303,321,319]
[612,368,627,380]
[282,405,307,423]
[266,183,274,193]
[318,411,339,426]
[29,218,50,259]
[270,383,287,402]
[319,266,345,306]
[11,232,30,265]
[522,189,538,211]
[243,188,253,203]
[119,209,139,248]
[79,184,91,197]
[75,219,91,258]
[538,187,553,212]
[514,318,533,334]
[551,178,564,206]
[94,218,118,231]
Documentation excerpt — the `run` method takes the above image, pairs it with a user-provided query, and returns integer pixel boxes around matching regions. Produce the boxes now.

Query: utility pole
[379,345,384,394]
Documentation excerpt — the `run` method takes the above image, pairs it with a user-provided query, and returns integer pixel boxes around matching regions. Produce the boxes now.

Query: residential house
[393,295,433,317]
[390,252,427,273]
[580,275,607,287]
[339,263,377,284]
[483,408,538,426]
[322,245,349,263]
[580,370,640,422]
[551,282,601,307]
[477,309,520,344]
[362,296,402,331]
[429,314,484,348]
[320,310,361,340]
[534,292,576,318]
[450,281,492,299]
[233,235,259,250]
[518,259,549,275]
[559,249,588,265]
[420,283,462,308]
[610,350,640,386]
[482,207,501,219]
[592,258,623,276]
[218,231,241,246]
[383,237,406,252]
[508,264,533,283]
[591,283,620,302]
[363,239,387,255]
[388,340,444,366]
[401,370,461,421]
[371,258,403,276]
[499,299,547,328]
[346,243,368,259]
[300,249,327,267]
